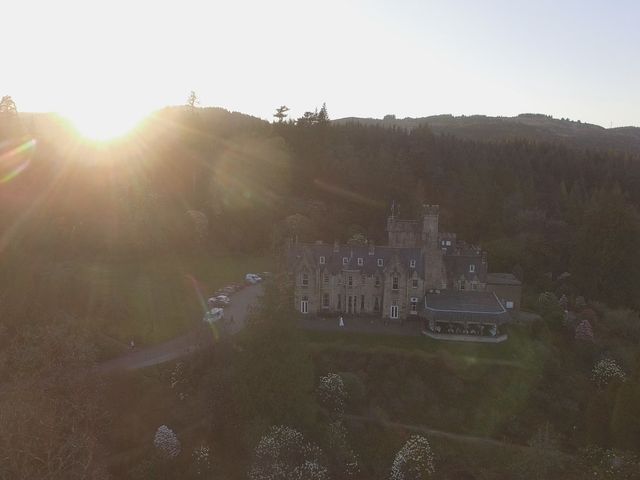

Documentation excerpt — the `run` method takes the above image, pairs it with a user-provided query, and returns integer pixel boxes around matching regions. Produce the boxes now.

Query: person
[338,316,344,327]
[130,339,135,349]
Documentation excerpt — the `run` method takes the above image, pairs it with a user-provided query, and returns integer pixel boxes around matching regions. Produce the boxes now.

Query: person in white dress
[338,316,344,327]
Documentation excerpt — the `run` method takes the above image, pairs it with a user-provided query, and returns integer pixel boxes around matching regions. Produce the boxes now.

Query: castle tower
[421,204,439,249]
[422,204,444,290]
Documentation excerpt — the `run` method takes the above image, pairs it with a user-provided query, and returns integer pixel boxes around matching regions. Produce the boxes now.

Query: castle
[288,205,521,339]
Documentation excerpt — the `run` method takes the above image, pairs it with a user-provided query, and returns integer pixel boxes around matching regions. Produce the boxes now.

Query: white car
[203,307,224,324]
[245,273,262,284]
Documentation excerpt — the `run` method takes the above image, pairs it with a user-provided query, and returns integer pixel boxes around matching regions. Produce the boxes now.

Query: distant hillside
[333,114,640,155]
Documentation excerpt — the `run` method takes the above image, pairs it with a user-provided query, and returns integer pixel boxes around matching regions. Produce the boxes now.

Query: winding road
[96,283,263,373]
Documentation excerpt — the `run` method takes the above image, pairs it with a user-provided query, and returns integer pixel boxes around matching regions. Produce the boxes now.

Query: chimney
[333,240,340,253]
[368,240,375,256]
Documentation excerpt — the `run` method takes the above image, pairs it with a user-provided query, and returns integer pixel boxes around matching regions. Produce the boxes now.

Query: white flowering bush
[249,425,328,480]
[390,435,435,480]
[192,444,211,476]
[154,425,181,459]
[317,373,347,417]
[592,358,626,387]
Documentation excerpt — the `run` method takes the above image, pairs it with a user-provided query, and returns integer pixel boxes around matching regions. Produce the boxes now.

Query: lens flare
[0,138,36,183]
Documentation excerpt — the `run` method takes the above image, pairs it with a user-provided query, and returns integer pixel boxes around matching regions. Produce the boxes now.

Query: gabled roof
[288,244,424,277]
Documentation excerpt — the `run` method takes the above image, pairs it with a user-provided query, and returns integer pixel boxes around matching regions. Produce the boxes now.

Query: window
[441,240,445,246]
[319,256,325,265]
[410,297,418,313]
[360,295,365,310]
[392,276,399,290]
[375,276,381,287]
[410,259,416,268]
[377,258,383,267]
[390,305,399,319]
[506,301,514,309]
[323,273,329,284]
[460,280,465,290]
[374,297,380,312]
[471,283,477,291]
[342,257,348,265]
[300,296,309,314]
[412,278,418,289]
[469,264,475,273]
[357,257,363,266]
[322,293,330,308]
[446,240,451,246]
[348,275,353,287]
[301,273,309,287]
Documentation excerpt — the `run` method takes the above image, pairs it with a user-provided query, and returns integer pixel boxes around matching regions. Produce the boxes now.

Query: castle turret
[422,204,444,290]
[421,204,439,249]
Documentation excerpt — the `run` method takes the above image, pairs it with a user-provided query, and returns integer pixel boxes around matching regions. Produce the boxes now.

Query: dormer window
[469,264,475,273]
[446,240,451,246]
[377,258,383,267]
[302,273,309,287]
[319,256,325,265]
[410,259,416,268]
[342,257,348,265]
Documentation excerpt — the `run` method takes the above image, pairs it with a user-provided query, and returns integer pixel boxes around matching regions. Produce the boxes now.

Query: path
[344,414,572,459]
[96,283,263,373]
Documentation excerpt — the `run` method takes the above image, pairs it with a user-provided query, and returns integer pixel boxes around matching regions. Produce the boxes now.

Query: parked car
[203,307,224,324]
[212,294,231,307]
[221,286,236,295]
[245,273,262,284]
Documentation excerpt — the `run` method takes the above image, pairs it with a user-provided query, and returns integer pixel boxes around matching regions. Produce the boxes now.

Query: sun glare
[65,108,149,142]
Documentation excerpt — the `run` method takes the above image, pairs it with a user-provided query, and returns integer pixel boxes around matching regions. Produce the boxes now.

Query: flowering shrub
[592,358,626,387]
[249,425,328,480]
[153,425,181,459]
[390,435,435,480]
[317,373,347,417]
[574,319,594,341]
[192,444,211,476]
[581,446,640,479]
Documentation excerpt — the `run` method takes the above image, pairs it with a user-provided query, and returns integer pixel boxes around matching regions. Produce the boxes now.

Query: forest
[0,98,639,479]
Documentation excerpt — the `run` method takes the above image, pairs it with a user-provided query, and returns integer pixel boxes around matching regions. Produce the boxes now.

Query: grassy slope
[75,253,273,346]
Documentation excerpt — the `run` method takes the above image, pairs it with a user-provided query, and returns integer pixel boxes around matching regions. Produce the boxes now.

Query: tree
[318,103,329,123]
[575,319,594,341]
[249,425,328,480]
[390,435,435,480]
[187,90,199,108]
[274,105,290,123]
[0,95,17,115]
[592,358,626,388]
[316,373,347,418]
[154,425,181,459]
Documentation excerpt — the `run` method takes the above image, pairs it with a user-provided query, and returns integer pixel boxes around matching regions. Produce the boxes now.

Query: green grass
[304,323,547,368]
[76,253,272,345]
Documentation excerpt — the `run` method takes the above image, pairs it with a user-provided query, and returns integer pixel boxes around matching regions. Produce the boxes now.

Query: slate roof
[288,243,424,277]
[486,273,522,286]
[425,291,506,314]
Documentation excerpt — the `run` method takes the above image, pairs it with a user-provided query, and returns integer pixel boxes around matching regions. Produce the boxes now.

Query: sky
[2,0,639,135]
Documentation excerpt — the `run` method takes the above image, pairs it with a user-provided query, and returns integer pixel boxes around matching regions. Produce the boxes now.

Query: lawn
[76,252,273,346]
[304,323,548,368]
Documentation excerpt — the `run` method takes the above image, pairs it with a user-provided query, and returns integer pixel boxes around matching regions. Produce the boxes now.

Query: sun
[64,107,149,142]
